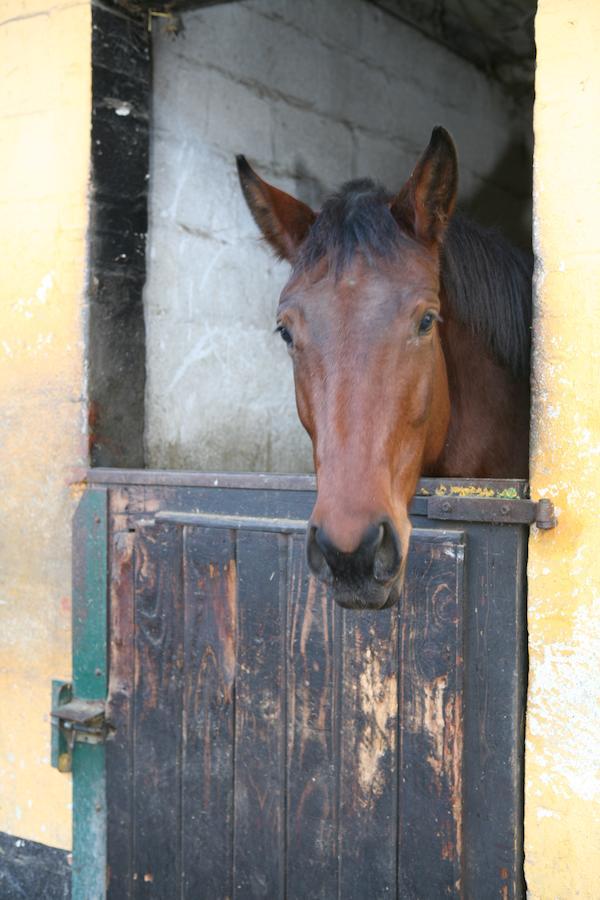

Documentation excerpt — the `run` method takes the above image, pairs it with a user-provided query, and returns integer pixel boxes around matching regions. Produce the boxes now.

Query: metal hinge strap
[427,495,556,528]
[144,500,556,531]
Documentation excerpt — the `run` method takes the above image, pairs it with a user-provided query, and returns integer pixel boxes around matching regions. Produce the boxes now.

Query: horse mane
[441,215,532,378]
[294,178,532,378]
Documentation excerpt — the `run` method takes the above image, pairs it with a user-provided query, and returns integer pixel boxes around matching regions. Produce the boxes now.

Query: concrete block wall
[145,0,532,473]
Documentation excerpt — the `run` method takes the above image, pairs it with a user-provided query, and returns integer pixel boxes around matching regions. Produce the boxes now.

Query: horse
[237,127,532,610]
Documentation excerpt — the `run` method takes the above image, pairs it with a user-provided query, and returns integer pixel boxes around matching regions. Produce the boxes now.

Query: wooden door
[97,471,527,899]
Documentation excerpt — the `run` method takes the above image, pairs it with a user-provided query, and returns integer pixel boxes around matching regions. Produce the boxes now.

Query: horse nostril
[373,520,402,583]
[307,520,402,584]
[307,526,329,578]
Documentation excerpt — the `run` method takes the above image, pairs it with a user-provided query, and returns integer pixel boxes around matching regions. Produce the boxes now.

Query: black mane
[294,178,532,378]
[441,214,532,377]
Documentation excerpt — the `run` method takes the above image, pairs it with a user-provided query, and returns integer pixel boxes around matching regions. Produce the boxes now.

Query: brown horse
[237,127,531,610]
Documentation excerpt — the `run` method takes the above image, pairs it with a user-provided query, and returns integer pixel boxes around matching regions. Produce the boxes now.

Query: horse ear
[236,155,316,262]
[390,127,458,245]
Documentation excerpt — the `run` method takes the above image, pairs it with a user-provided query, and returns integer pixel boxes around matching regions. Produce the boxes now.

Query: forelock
[294,179,409,277]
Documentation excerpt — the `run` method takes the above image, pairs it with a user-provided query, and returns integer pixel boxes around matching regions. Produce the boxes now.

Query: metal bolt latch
[50,680,107,773]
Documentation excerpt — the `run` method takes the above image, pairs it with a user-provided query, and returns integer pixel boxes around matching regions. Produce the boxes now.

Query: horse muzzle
[306,518,404,610]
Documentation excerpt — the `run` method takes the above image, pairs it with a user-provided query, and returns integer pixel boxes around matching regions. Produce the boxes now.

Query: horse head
[237,128,458,609]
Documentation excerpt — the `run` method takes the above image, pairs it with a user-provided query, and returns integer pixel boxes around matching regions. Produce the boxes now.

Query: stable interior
[93,0,537,474]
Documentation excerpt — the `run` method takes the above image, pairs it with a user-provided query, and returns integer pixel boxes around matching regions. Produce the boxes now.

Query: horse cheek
[293,366,316,442]
[424,337,451,467]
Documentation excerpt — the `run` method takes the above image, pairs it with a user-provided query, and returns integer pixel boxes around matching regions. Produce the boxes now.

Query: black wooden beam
[88,3,151,466]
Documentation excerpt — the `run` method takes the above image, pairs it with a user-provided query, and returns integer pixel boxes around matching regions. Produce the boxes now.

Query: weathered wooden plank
[132,523,184,897]
[104,478,526,897]
[398,533,466,899]
[88,468,316,490]
[106,530,135,899]
[89,468,528,501]
[461,524,527,899]
[181,526,237,900]
[233,531,287,898]
[286,536,340,900]
[338,608,399,899]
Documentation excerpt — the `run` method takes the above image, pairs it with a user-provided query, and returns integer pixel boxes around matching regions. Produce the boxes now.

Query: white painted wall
[145,0,531,473]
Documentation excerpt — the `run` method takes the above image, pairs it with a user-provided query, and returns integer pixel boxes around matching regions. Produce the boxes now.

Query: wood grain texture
[398,533,465,899]
[461,524,527,899]
[106,530,135,899]
[132,523,184,897]
[181,526,237,900]
[338,608,399,899]
[103,480,526,900]
[286,535,341,900]
[233,531,287,898]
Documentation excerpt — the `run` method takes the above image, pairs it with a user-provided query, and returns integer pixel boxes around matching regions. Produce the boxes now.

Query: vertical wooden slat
[398,532,466,899]
[233,531,287,898]
[286,535,340,900]
[462,525,527,899]
[132,523,184,897]
[338,609,399,899]
[181,526,237,900]
[106,529,136,899]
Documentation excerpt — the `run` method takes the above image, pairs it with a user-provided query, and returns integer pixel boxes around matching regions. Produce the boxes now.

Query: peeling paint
[0,0,91,847]
[526,3,600,896]
[527,599,600,802]
[356,644,397,798]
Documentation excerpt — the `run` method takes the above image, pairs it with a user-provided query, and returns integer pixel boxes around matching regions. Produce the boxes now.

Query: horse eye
[418,312,437,335]
[276,325,293,347]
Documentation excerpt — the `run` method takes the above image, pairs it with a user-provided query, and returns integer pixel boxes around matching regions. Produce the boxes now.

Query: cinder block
[152,53,210,140]
[271,101,354,190]
[203,69,273,162]
[353,132,416,191]
[146,227,287,328]
[162,3,326,110]
[145,315,311,472]
[149,134,263,240]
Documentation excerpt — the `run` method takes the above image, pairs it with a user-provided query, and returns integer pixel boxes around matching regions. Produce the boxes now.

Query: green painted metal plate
[71,488,108,900]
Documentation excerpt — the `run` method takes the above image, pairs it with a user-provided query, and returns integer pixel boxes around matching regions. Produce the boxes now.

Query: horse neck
[434,296,530,478]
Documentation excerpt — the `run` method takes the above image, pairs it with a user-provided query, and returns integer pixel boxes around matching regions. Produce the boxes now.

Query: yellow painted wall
[526,1,600,896]
[0,0,91,849]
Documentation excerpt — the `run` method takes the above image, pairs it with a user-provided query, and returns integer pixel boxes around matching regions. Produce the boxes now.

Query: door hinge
[50,680,107,773]
[427,495,557,528]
